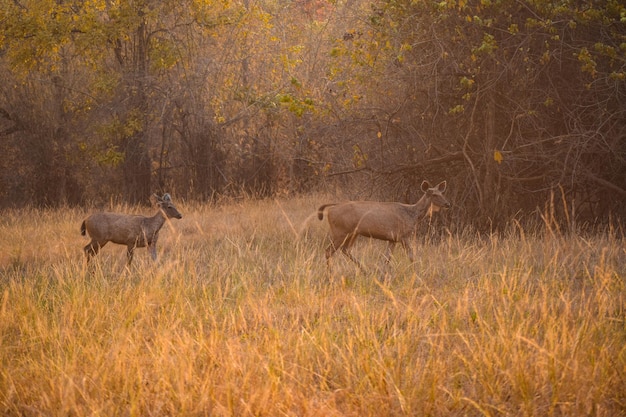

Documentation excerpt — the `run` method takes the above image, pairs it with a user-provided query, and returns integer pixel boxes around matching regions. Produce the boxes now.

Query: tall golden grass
[1,196,625,416]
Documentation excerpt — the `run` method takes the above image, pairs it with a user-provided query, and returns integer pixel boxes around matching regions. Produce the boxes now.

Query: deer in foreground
[80,193,182,265]
[317,180,450,272]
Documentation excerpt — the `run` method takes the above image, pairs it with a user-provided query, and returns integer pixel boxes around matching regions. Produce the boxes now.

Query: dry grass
[1,195,625,416]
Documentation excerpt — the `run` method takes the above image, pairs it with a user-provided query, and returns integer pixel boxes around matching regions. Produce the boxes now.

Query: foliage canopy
[1,0,624,227]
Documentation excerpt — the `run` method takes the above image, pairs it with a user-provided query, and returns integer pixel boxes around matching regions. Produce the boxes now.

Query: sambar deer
[317,180,450,271]
[81,193,182,265]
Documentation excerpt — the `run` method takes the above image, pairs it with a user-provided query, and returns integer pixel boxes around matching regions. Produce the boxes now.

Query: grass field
[1,195,625,416]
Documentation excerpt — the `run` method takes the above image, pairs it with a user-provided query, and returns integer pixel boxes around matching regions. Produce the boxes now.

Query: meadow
[1,195,625,416]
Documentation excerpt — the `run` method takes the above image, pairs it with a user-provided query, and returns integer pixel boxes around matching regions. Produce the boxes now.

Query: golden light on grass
[1,196,625,416]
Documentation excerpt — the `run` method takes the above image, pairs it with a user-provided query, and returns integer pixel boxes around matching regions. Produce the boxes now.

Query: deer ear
[162,193,171,202]
[436,181,447,192]
[421,181,431,192]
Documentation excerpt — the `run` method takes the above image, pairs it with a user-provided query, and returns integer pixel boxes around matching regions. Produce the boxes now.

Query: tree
[0,0,100,206]
[318,0,626,226]
[0,0,623,228]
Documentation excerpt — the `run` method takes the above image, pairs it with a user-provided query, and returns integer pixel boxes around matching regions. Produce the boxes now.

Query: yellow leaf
[494,150,503,164]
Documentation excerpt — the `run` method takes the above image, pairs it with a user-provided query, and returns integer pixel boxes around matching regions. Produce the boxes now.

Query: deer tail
[317,204,336,220]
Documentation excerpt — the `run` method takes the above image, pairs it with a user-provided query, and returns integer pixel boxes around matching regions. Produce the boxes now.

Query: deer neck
[412,194,433,219]
[145,210,167,234]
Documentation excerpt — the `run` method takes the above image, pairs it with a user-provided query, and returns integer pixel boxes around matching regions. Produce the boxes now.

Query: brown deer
[318,180,450,271]
[81,193,182,265]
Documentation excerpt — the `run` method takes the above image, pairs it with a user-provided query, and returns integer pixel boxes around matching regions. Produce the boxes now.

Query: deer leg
[148,244,157,261]
[334,234,364,271]
[341,235,366,272]
[374,241,397,278]
[323,239,339,272]
[325,232,348,270]
[341,247,366,272]
[400,239,415,263]
[147,234,159,261]
[126,245,135,265]
[84,240,104,261]
[325,243,338,261]
[383,242,396,264]
[327,233,366,272]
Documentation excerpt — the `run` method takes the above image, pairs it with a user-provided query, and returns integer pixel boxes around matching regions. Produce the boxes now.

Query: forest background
[1,0,625,229]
